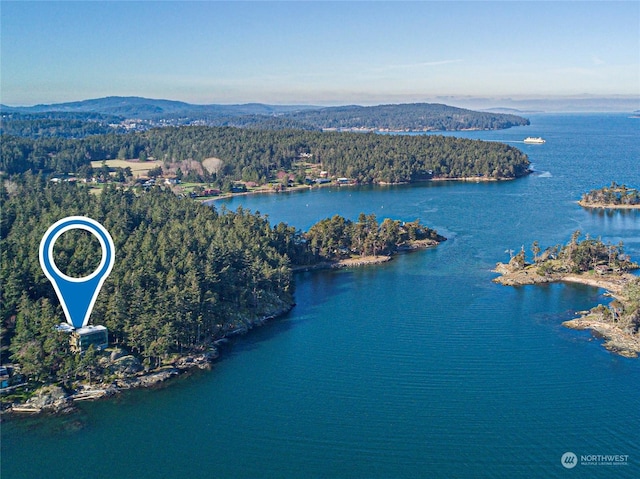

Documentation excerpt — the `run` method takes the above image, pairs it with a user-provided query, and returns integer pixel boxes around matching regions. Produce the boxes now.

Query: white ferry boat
[523,137,546,144]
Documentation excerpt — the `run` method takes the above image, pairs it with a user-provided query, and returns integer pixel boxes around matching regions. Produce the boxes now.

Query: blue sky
[1,1,638,107]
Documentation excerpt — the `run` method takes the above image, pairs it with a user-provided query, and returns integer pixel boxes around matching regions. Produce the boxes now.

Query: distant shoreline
[322,127,501,133]
[203,173,528,203]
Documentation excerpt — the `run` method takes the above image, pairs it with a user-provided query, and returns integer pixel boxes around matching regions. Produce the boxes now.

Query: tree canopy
[580,182,640,207]
[509,231,639,276]
[0,175,444,385]
[1,175,302,379]
[1,125,530,184]
[286,103,529,131]
[306,213,445,259]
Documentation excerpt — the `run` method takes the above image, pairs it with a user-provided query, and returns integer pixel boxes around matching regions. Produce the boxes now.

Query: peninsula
[493,231,640,358]
[0,177,445,415]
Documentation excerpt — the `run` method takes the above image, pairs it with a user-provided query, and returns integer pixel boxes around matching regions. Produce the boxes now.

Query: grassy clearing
[90,159,163,177]
[177,182,207,192]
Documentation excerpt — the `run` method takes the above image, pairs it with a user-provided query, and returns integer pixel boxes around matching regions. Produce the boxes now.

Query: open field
[90,159,163,177]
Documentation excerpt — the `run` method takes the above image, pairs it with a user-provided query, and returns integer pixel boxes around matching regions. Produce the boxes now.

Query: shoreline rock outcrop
[3,307,290,418]
[493,260,640,358]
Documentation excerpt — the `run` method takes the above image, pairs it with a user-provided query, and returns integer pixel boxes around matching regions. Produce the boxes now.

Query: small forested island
[301,213,445,269]
[579,182,640,209]
[493,231,640,357]
[0,175,445,414]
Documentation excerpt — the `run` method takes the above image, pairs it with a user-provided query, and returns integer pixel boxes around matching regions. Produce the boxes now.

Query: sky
[1,1,639,108]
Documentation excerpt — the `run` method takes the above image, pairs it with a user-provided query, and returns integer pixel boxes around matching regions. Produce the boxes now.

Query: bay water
[2,114,639,478]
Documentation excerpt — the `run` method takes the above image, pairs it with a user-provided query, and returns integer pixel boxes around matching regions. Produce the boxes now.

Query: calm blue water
[3,114,640,478]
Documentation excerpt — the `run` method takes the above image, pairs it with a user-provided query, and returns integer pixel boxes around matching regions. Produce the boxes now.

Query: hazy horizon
[1,1,638,110]
[2,93,638,114]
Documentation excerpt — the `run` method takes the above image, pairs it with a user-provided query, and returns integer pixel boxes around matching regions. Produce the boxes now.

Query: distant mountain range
[0,96,318,118]
[0,96,530,132]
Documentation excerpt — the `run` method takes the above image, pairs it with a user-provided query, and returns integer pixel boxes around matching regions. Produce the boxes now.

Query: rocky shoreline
[292,238,442,273]
[3,354,214,417]
[1,306,293,418]
[3,237,444,418]
[563,316,640,358]
[292,255,392,272]
[492,262,636,292]
[493,262,640,358]
[578,200,640,209]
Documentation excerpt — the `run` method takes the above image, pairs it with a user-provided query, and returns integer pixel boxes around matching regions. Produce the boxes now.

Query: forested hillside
[0,112,122,139]
[0,96,314,120]
[287,103,529,131]
[0,176,445,384]
[1,126,530,183]
[1,175,304,378]
[1,97,528,131]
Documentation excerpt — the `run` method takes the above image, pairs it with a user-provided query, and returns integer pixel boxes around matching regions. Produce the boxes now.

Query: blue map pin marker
[39,216,115,329]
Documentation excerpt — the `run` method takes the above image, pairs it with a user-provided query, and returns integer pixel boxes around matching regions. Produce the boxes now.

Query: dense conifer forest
[286,103,529,131]
[0,176,299,379]
[1,125,530,183]
[0,112,123,139]
[0,176,444,384]
[305,213,444,259]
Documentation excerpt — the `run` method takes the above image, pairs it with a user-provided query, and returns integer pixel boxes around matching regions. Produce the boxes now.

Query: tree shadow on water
[214,268,359,361]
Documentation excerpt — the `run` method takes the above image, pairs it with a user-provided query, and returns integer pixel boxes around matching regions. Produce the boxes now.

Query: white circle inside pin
[47,223,109,283]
